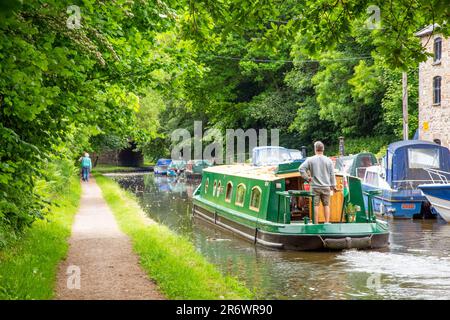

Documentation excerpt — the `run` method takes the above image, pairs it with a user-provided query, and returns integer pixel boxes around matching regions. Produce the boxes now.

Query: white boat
[418,169,450,222]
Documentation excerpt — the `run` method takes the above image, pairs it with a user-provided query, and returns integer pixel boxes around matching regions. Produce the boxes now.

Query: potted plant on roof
[345,203,360,223]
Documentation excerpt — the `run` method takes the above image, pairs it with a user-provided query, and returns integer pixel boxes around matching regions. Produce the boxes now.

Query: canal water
[110,173,450,300]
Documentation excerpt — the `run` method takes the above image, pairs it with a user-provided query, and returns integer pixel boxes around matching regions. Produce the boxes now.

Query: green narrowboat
[192,149,389,251]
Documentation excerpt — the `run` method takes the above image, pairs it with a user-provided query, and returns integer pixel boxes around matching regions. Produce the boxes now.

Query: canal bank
[94,174,253,299]
[55,177,164,300]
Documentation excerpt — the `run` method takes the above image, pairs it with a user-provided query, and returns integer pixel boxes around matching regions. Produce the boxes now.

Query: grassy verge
[94,173,253,300]
[0,175,81,299]
[93,164,152,174]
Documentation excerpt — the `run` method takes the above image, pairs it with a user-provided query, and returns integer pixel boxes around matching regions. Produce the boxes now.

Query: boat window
[250,186,262,212]
[408,148,440,169]
[225,182,233,202]
[205,178,209,194]
[213,180,217,196]
[340,158,354,175]
[235,184,246,206]
[365,172,379,186]
[217,181,222,197]
[252,147,292,166]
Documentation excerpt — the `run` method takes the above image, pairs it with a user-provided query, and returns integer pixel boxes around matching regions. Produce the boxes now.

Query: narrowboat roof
[203,164,313,181]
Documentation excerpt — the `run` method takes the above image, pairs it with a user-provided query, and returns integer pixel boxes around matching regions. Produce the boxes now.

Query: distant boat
[185,159,213,178]
[335,152,378,179]
[167,160,187,177]
[192,146,389,251]
[154,158,172,175]
[361,140,450,219]
[418,169,450,222]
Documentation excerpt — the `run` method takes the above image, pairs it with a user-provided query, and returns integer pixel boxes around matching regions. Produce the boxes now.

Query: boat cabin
[193,146,389,250]
[381,140,450,190]
[335,153,378,179]
[200,163,368,224]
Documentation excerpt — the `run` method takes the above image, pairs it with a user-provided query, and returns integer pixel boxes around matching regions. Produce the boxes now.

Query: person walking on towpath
[299,141,337,224]
[80,152,92,182]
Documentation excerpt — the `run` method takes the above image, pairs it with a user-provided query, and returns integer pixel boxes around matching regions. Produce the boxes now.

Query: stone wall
[418,33,450,149]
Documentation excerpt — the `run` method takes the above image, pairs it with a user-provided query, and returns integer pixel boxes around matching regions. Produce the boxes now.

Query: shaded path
[55,178,164,300]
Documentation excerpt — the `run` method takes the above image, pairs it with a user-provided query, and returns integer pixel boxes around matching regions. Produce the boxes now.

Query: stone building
[416,24,450,149]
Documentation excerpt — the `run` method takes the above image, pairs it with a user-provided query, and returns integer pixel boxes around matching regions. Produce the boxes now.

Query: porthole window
[225,182,233,202]
[235,184,246,207]
[217,181,222,197]
[249,186,262,212]
[213,180,217,196]
[204,178,209,194]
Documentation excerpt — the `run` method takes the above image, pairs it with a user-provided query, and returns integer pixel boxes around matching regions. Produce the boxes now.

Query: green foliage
[1,0,434,239]
[0,1,199,234]
[338,135,394,157]
[0,166,81,299]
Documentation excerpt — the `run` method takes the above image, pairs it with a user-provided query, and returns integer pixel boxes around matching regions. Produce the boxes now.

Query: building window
[225,182,233,202]
[434,37,442,63]
[204,178,209,194]
[212,180,217,196]
[235,184,246,207]
[433,76,441,105]
[249,186,262,212]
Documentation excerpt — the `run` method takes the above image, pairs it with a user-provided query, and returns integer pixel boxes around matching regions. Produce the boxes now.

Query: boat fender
[322,236,372,250]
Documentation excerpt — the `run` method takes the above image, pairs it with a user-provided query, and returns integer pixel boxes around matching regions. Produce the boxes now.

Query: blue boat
[154,158,172,175]
[167,160,187,177]
[418,169,450,222]
[361,140,450,219]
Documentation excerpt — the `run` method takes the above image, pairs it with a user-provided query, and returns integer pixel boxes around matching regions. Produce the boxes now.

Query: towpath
[55,177,164,300]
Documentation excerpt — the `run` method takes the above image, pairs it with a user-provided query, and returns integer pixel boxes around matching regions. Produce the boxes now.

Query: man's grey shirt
[299,155,336,188]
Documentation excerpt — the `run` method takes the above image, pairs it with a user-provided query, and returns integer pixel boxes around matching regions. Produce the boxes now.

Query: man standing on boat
[299,141,337,224]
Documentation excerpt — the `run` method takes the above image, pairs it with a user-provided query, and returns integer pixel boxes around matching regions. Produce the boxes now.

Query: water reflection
[113,173,450,300]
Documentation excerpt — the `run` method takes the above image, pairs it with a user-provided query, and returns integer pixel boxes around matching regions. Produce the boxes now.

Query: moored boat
[418,169,450,222]
[185,159,213,178]
[154,158,172,175]
[167,160,187,177]
[192,146,389,251]
[335,152,378,179]
[361,140,450,219]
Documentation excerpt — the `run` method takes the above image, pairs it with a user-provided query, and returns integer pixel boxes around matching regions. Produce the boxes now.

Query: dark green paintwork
[194,168,389,237]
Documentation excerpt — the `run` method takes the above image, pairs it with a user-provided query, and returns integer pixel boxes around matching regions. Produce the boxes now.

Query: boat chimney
[301,146,307,158]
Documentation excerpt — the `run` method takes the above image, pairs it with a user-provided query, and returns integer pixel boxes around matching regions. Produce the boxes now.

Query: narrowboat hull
[192,197,389,251]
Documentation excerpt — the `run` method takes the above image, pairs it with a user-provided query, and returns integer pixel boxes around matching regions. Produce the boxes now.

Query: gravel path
[55,178,164,300]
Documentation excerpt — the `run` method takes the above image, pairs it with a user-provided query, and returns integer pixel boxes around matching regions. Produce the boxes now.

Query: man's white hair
[314,141,324,152]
